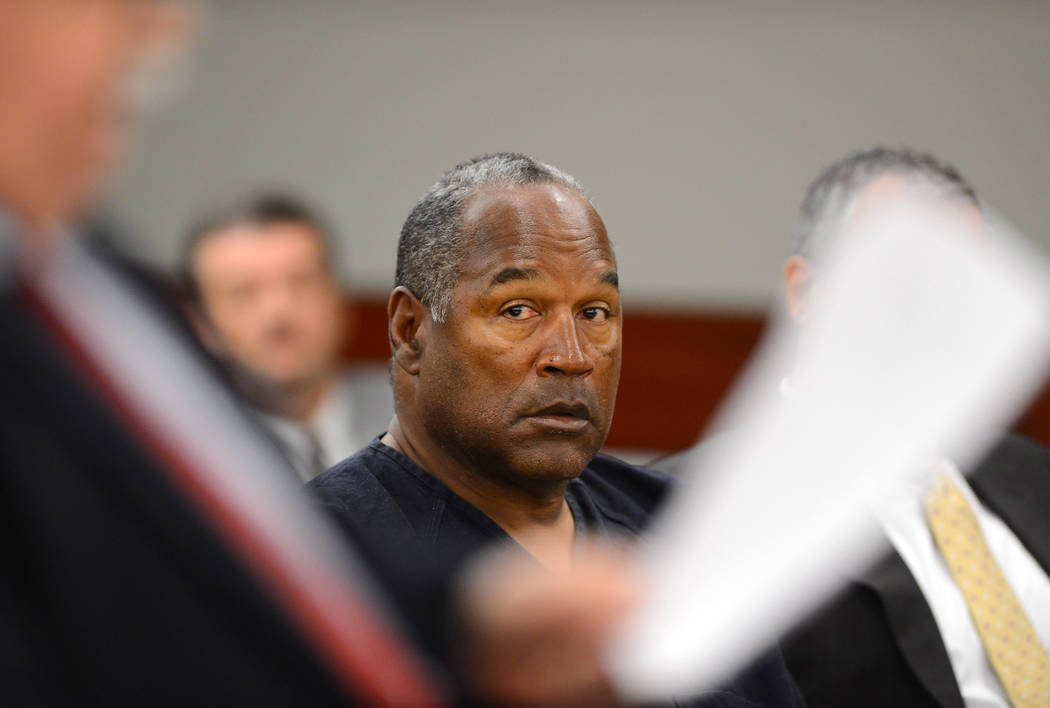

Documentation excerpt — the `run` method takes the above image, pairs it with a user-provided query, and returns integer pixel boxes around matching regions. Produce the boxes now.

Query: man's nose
[536,311,594,377]
[258,283,298,315]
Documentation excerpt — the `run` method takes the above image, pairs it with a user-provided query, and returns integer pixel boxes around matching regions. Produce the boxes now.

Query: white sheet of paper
[607,203,1050,701]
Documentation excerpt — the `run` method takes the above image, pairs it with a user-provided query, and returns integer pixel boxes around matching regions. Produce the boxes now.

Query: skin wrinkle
[486,266,618,295]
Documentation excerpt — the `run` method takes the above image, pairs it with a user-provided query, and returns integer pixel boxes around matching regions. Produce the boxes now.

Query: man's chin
[267,367,327,392]
[508,436,604,482]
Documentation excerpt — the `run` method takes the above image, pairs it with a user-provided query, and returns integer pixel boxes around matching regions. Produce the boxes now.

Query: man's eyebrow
[488,267,541,288]
[484,266,619,291]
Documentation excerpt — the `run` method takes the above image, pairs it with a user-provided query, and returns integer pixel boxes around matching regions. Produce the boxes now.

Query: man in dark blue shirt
[310,152,805,707]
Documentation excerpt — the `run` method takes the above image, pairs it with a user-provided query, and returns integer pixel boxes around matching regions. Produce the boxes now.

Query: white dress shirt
[876,460,1050,707]
[260,370,394,482]
[312,374,366,468]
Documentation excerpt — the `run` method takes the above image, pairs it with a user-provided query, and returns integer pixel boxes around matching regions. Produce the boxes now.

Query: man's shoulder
[577,453,675,526]
[308,440,455,540]
[968,433,1050,567]
[968,432,1050,507]
[309,442,407,503]
[974,432,1050,478]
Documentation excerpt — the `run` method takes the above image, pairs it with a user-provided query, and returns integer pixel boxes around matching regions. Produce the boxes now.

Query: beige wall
[111,0,1050,309]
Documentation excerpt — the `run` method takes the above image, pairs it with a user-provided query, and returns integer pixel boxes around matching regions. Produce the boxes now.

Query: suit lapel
[859,435,1050,708]
[969,434,1050,576]
[860,551,966,708]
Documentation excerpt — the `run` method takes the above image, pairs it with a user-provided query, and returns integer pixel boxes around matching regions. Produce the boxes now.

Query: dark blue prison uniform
[309,438,807,708]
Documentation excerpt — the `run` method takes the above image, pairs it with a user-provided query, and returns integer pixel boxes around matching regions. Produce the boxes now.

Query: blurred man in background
[767,147,1050,708]
[183,194,391,481]
[0,2,450,705]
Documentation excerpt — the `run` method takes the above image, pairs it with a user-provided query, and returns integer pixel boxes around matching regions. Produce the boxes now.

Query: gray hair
[793,146,979,258]
[395,152,587,323]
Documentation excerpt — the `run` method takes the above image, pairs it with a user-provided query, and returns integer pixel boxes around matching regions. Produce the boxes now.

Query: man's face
[0,0,175,227]
[193,222,344,391]
[784,175,985,323]
[415,183,622,485]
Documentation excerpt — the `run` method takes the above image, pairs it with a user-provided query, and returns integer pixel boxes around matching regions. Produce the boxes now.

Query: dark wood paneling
[610,309,764,450]
[341,296,1050,453]
[342,298,392,363]
[1017,389,1050,448]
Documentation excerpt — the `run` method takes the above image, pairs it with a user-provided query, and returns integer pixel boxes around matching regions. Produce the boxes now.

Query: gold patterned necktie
[925,470,1050,707]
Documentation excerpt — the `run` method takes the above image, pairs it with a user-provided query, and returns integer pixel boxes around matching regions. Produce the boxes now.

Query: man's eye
[580,307,609,323]
[502,304,539,320]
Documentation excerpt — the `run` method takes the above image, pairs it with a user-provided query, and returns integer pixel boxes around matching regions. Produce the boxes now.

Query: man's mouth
[526,401,592,433]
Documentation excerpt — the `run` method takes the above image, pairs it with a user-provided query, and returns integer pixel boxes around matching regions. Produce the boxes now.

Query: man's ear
[783,254,813,324]
[388,286,428,375]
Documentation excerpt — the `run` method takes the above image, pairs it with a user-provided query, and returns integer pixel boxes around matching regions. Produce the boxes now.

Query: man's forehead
[853,174,981,224]
[459,182,613,267]
[462,183,604,238]
[852,175,914,215]
[200,222,324,255]
[194,222,328,278]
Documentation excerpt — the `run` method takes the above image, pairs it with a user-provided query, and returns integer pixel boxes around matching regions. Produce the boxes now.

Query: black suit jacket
[0,240,405,705]
[781,434,1050,708]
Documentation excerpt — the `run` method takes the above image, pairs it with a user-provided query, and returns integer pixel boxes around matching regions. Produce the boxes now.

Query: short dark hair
[396,152,587,323]
[181,192,335,300]
[793,146,980,257]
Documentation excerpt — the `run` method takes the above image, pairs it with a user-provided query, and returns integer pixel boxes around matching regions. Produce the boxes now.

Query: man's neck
[382,417,577,571]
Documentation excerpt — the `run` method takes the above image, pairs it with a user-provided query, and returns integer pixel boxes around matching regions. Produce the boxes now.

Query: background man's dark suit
[780,433,1050,708]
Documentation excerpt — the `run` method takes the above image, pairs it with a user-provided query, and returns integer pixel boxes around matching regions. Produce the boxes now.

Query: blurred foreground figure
[183,194,391,481]
[0,2,445,705]
[310,152,805,707]
[756,147,1050,708]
